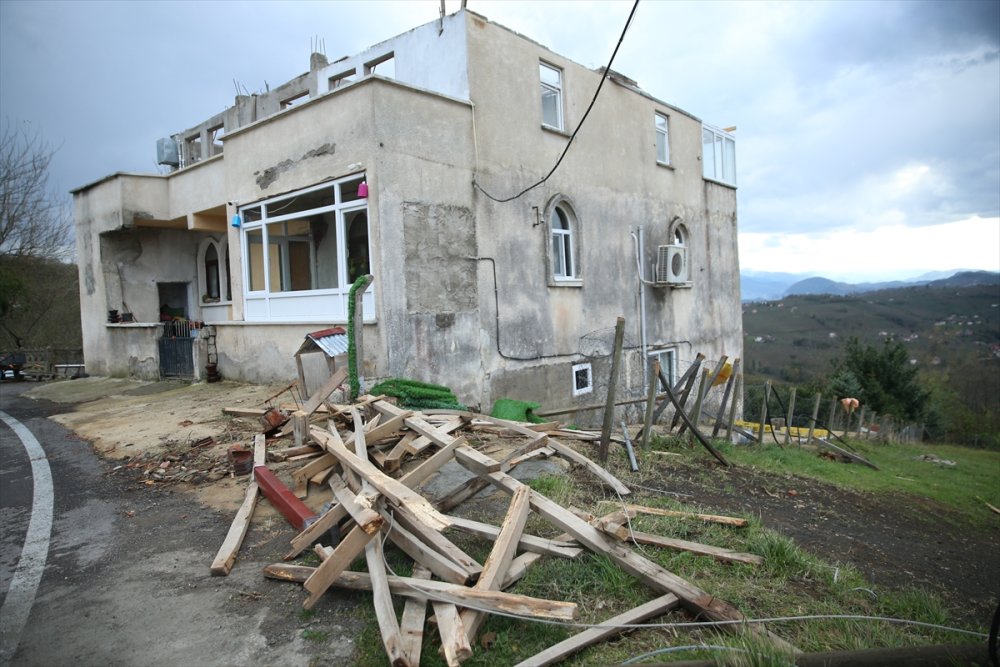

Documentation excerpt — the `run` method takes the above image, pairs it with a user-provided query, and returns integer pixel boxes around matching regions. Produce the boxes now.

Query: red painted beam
[254,466,318,531]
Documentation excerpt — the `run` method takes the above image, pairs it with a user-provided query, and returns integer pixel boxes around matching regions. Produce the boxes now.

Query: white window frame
[655,112,670,165]
[239,174,373,322]
[648,348,677,388]
[549,202,579,283]
[572,362,593,396]
[197,237,231,305]
[539,62,564,131]
[702,124,736,186]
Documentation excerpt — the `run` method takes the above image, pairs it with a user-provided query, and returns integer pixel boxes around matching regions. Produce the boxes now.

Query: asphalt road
[0,382,363,667]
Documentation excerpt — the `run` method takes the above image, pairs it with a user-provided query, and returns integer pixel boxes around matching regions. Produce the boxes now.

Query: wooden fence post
[807,392,821,446]
[726,369,741,442]
[713,358,740,438]
[687,369,710,443]
[827,398,838,438]
[598,316,626,462]
[783,387,796,446]
[757,381,770,445]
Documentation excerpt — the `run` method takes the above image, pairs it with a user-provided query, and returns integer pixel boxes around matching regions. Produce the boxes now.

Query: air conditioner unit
[655,245,689,285]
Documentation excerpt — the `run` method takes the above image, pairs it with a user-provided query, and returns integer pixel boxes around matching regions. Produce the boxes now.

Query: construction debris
[201,378,796,664]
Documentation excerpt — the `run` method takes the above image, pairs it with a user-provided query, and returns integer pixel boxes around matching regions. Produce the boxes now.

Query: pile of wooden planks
[213,393,795,665]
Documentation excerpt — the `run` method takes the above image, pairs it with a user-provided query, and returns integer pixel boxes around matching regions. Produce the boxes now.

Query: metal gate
[159,321,194,377]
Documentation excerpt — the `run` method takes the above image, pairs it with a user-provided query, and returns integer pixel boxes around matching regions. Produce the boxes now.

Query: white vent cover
[655,245,689,284]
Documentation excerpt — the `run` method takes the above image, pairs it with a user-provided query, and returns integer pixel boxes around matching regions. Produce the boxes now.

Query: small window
[672,223,686,247]
[540,62,564,130]
[572,363,593,396]
[204,244,220,299]
[702,125,736,186]
[648,349,677,388]
[655,113,670,165]
[550,205,575,280]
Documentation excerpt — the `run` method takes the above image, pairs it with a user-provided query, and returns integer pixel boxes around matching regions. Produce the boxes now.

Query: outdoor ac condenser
[655,245,689,284]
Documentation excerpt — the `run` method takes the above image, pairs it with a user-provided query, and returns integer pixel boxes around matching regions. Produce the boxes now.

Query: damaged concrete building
[72,9,742,419]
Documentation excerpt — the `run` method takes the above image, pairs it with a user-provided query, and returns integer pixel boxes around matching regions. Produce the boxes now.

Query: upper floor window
[702,125,736,186]
[655,113,670,165]
[540,62,564,131]
[550,204,576,280]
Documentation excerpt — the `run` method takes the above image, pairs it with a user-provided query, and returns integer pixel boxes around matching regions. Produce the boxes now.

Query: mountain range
[741,269,999,301]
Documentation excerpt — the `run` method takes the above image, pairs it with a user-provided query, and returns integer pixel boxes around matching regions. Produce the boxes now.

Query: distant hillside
[783,270,998,297]
[740,271,811,301]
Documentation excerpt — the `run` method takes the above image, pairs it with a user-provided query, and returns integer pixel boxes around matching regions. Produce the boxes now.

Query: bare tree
[0,119,73,260]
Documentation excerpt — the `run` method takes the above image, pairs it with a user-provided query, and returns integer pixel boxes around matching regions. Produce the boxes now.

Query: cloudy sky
[2,0,998,281]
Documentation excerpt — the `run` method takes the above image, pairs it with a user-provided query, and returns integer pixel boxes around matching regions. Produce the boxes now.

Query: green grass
[705,437,1000,526]
[300,628,329,643]
[342,474,984,666]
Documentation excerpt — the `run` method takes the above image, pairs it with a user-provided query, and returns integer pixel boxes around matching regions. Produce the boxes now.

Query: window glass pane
[246,228,265,291]
[551,207,568,231]
[541,85,561,128]
[265,187,333,219]
[345,210,370,283]
[243,207,262,224]
[552,235,565,276]
[702,129,716,179]
[655,114,667,131]
[723,137,736,184]
[225,247,232,301]
[539,63,561,87]
[340,177,365,203]
[267,221,313,293]
[656,131,667,164]
[312,214,339,289]
[204,244,220,299]
[562,234,573,277]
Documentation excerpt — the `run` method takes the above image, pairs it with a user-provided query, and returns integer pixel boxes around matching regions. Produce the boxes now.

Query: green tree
[833,337,929,421]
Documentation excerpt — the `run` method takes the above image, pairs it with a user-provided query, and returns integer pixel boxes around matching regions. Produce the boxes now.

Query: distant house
[72,9,742,418]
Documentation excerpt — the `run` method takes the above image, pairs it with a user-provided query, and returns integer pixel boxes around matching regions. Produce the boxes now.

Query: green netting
[369,378,466,410]
[490,398,546,424]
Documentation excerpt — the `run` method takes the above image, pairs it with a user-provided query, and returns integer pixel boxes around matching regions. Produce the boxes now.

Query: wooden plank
[814,437,879,470]
[599,316,626,461]
[460,484,531,641]
[444,514,583,559]
[714,358,740,438]
[432,599,473,667]
[454,448,797,653]
[515,593,680,667]
[381,515,474,585]
[302,525,375,609]
[302,367,349,417]
[365,530,409,666]
[291,410,309,448]
[399,565,431,666]
[641,359,660,449]
[328,474,383,534]
[209,479,259,576]
[223,407,269,417]
[291,451,337,490]
[285,501,348,560]
[264,567,578,621]
[389,505,482,578]
[601,518,762,565]
[478,414,630,496]
[432,434,548,513]
[373,401,465,451]
[312,427,452,532]
[252,433,266,467]
[620,504,748,527]
[396,436,464,490]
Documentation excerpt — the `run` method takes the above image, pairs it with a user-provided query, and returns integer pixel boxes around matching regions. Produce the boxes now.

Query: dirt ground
[24,377,1000,635]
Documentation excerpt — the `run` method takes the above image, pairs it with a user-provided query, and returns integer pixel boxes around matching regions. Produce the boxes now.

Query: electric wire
[472,0,640,203]
[620,644,748,664]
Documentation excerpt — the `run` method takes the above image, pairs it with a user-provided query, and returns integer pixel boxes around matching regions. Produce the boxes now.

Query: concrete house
[72,9,742,419]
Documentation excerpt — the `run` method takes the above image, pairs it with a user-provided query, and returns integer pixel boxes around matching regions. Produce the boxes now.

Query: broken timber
[209,434,266,575]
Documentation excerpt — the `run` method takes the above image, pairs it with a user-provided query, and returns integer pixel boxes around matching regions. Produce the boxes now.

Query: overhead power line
[473,0,640,203]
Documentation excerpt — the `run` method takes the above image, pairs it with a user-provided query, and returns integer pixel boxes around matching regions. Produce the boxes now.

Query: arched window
[204,243,220,300]
[550,204,577,280]
[671,222,688,247]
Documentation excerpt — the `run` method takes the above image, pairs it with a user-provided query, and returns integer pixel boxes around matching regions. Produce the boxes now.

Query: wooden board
[302,524,375,609]
[619,503,748,527]
[600,518,762,565]
[514,593,680,667]
[444,515,582,559]
[365,531,409,666]
[328,474,383,534]
[209,479,259,576]
[453,447,798,654]
[262,566,579,621]
[460,484,531,641]
[399,565,431,666]
[301,367,349,417]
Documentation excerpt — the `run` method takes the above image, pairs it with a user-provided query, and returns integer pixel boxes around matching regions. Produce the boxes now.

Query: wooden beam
[210,479,259,576]
[302,525,375,609]
[460,484,531,641]
[444,514,582,559]
[399,565,431,666]
[302,367,349,417]
[328,474,383,534]
[598,316,626,461]
[365,529,409,666]
[618,504,748,527]
[264,565,579,621]
[312,427,452,532]
[454,449,796,653]
[600,518,762,565]
[432,598,473,667]
[514,593,680,667]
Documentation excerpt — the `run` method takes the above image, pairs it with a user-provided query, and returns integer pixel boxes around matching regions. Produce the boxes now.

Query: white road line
[0,410,54,664]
